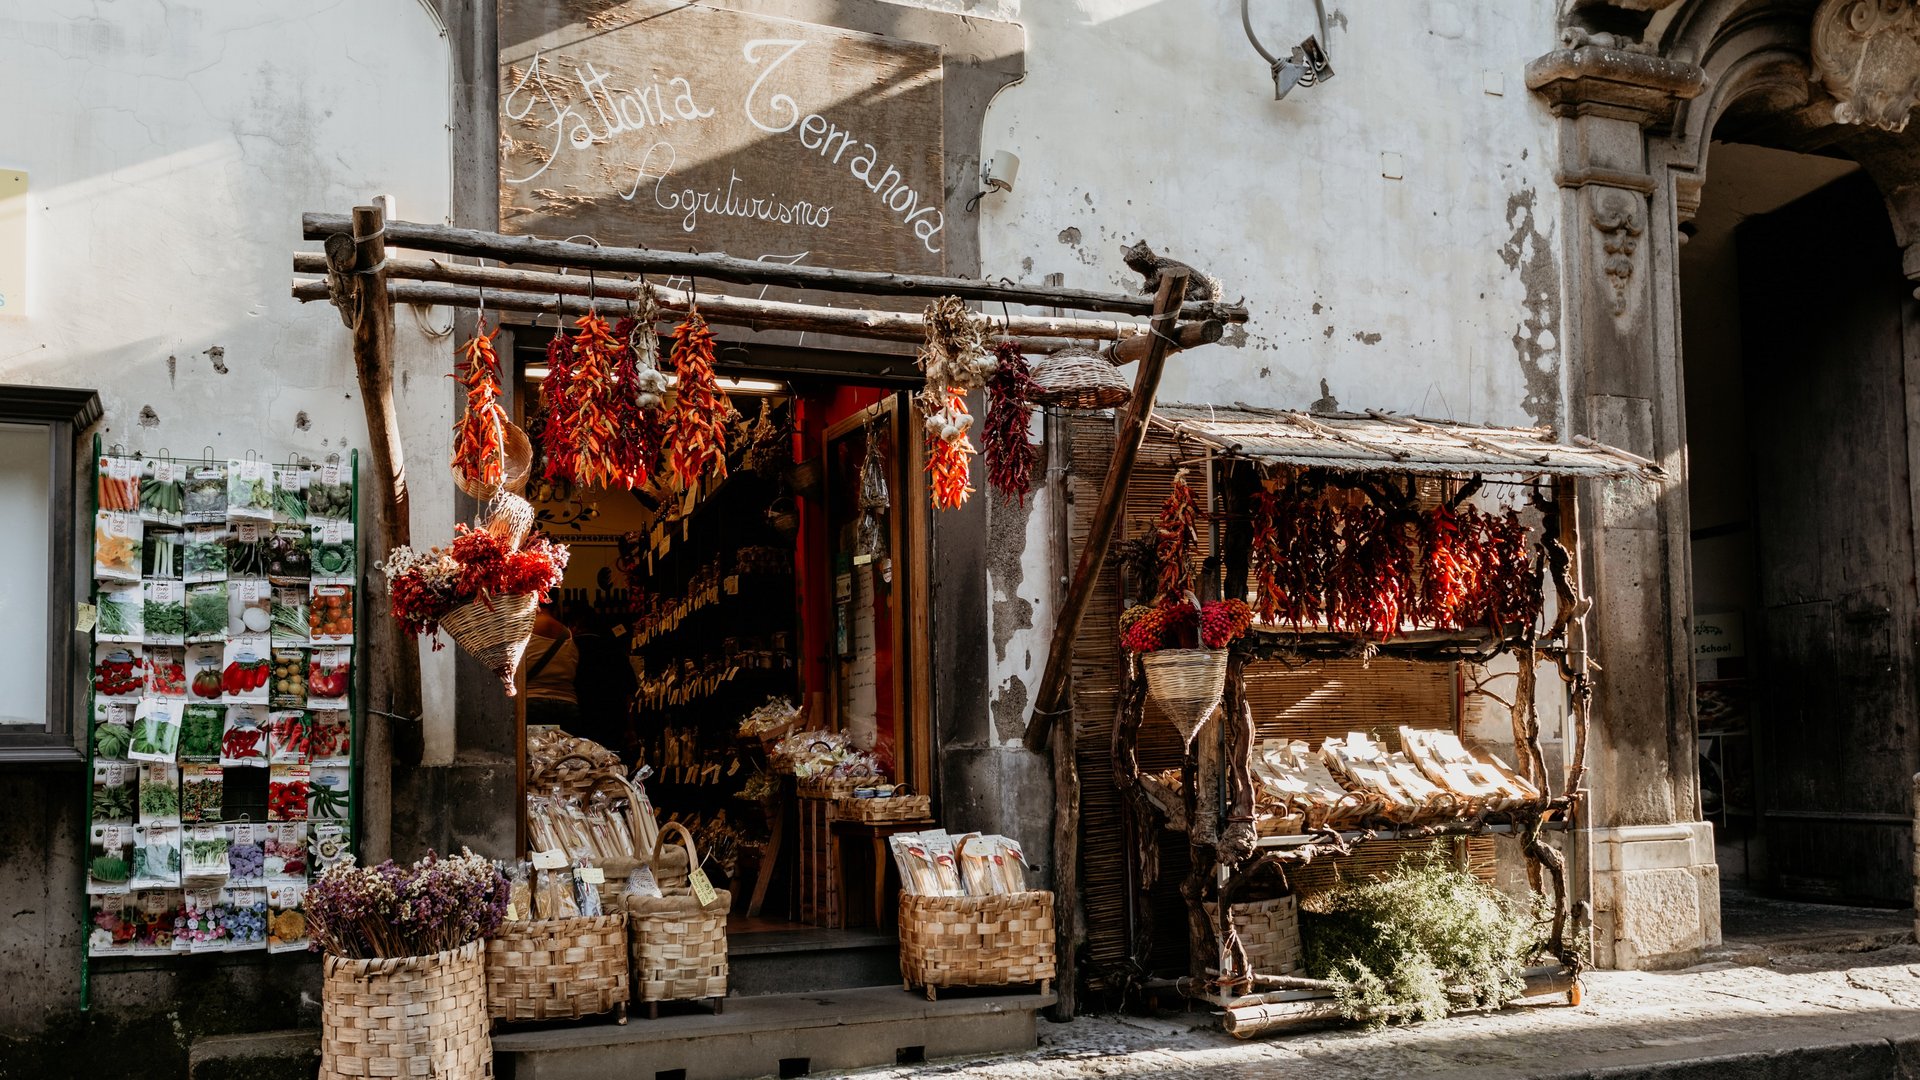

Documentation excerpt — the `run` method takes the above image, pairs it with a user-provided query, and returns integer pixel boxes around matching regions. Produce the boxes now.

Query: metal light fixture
[966,150,1020,212]
[1243,0,1334,101]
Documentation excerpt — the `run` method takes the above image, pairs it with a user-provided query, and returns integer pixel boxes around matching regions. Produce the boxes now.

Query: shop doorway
[1680,141,1920,906]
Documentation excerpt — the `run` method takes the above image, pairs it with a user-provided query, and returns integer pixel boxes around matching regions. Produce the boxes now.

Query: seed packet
[270,587,309,646]
[263,822,308,884]
[267,711,308,764]
[141,459,187,528]
[227,523,269,577]
[229,578,272,636]
[221,706,269,768]
[137,762,181,826]
[144,532,184,580]
[307,463,353,523]
[225,886,270,952]
[143,580,186,646]
[267,882,309,953]
[128,889,182,953]
[272,464,309,525]
[94,510,143,584]
[186,643,226,702]
[223,638,271,705]
[93,701,137,762]
[309,709,351,765]
[310,520,355,583]
[227,459,274,523]
[92,762,137,824]
[132,823,182,888]
[183,525,230,582]
[89,894,135,955]
[269,647,309,707]
[182,823,230,879]
[268,764,311,821]
[97,455,143,514]
[185,582,228,642]
[308,648,351,708]
[180,886,230,952]
[308,584,354,644]
[89,823,134,895]
[128,698,184,763]
[184,462,228,525]
[145,646,187,698]
[309,766,350,822]
[96,584,144,643]
[311,822,352,874]
[227,823,265,886]
[266,526,311,584]
[179,703,223,761]
[92,643,143,702]
[181,765,225,824]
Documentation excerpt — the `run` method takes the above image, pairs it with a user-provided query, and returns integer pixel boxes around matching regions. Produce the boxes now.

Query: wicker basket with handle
[322,939,491,1080]
[1141,647,1229,744]
[441,591,540,696]
[626,822,729,1015]
[1205,894,1302,977]
[831,790,933,825]
[485,912,629,1024]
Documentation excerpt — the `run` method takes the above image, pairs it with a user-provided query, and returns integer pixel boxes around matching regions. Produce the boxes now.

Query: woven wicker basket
[451,419,533,500]
[899,891,1056,1000]
[1206,895,1302,976]
[627,823,729,1014]
[321,939,490,1080]
[441,591,539,695]
[485,912,629,1024]
[1141,647,1228,744]
[1029,346,1131,410]
[797,776,868,800]
[832,793,933,825]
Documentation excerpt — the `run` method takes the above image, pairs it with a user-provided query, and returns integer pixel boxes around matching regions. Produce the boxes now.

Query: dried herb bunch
[306,849,508,960]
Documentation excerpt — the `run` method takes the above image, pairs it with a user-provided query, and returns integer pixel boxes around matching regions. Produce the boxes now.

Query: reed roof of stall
[1148,403,1666,482]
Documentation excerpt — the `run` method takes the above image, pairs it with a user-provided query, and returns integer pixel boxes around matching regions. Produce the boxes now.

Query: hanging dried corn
[451,320,509,489]
[537,332,578,482]
[1154,470,1200,600]
[983,341,1039,502]
[667,312,730,488]
[924,388,975,510]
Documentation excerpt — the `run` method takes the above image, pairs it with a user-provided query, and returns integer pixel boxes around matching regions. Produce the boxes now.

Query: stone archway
[1527,0,1920,967]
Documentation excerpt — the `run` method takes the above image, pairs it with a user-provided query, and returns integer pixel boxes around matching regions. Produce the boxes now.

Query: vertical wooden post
[1023,270,1190,753]
[326,202,422,861]
[1045,410,1080,1020]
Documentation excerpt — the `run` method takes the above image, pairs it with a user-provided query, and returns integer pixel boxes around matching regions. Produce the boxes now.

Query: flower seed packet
[227,823,265,886]
[96,584,143,644]
[309,766,350,822]
[128,889,181,954]
[128,698,184,763]
[93,701,137,762]
[97,456,143,516]
[181,886,230,952]
[271,587,309,647]
[308,585,353,645]
[229,578,272,636]
[308,648,351,708]
[181,764,225,825]
[145,646,186,699]
[309,709,351,766]
[141,459,187,529]
[227,459,273,524]
[89,823,134,895]
[221,705,268,768]
[92,761,137,824]
[182,823,231,880]
[179,703,224,761]
[89,894,135,956]
[263,823,308,884]
[144,580,186,646]
[226,886,269,952]
[137,762,181,826]
[185,582,227,643]
[183,525,229,583]
[273,465,309,526]
[267,882,308,953]
[268,764,310,822]
[132,823,182,889]
[312,822,352,874]
[94,510,142,584]
[307,463,352,523]
[222,638,271,706]
[184,463,228,525]
[267,711,307,765]
[93,643,143,703]
[310,520,354,583]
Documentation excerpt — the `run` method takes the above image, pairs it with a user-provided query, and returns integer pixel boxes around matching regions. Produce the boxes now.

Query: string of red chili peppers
[451,319,510,489]
[982,341,1039,502]
[667,312,730,489]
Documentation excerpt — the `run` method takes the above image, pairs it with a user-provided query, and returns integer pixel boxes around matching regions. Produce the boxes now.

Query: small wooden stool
[829,818,936,930]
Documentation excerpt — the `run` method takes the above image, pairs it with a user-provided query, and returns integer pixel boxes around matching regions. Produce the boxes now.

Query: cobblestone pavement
[837,930,1920,1079]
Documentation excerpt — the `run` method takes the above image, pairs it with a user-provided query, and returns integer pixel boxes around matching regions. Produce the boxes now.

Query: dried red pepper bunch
[925,387,975,510]
[1119,599,1200,653]
[1199,598,1253,649]
[451,321,509,489]
[1154,471,1200,601]
[667,313,731,488]
[983,341,1039,503]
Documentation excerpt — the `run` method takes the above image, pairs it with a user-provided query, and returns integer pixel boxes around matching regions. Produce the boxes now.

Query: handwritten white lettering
[623,142,833,234]
[742,39,805,134]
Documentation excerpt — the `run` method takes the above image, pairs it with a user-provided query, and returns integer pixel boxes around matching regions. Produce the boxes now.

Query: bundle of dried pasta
[1320,732,1457,822]
[1398,726,1539,810]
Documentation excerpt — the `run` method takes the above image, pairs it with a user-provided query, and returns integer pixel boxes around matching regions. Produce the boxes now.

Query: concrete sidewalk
[838,899,1920,1080]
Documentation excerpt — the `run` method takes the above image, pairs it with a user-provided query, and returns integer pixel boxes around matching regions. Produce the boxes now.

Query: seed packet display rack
[79,440,361,1010]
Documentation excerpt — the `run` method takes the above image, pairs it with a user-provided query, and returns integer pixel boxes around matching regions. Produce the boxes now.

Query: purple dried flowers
[306,848,507,959]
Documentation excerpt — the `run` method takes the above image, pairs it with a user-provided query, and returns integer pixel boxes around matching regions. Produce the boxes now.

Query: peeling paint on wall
[138,405,159,427]
[1500,187,1562,428]
[202,345,227,374]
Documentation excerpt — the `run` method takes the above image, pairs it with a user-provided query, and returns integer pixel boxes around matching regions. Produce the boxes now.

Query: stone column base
[1592,822,1721,970]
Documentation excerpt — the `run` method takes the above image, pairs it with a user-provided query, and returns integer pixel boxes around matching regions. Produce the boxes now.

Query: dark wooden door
[1738,171,1920,904]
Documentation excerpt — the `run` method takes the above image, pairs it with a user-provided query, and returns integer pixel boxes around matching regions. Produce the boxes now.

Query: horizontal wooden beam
[1108,319,1224,365]
[301,213,1249,323]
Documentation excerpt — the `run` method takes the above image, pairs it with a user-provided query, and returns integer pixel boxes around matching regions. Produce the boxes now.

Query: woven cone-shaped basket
[485,913,629,1022]
[441,591,539,695]
[452,420,533,500]
[322,939,490,1080]
[1142,647,1229,744]
[1029,346,1131,410]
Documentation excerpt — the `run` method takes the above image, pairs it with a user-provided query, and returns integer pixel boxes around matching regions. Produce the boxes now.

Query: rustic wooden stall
[1029,404,1664,1035]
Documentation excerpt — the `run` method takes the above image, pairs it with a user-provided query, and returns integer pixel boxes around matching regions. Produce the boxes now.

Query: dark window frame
[0,384,101,763]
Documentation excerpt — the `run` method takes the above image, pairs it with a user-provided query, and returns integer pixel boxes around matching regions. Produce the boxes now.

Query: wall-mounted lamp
[966,150,1020,212]
[1243,0,1335,101]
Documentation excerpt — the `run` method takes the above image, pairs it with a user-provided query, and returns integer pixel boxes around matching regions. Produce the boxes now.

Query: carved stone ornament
[1811,0,1920,132]
[1592,190,1644,317]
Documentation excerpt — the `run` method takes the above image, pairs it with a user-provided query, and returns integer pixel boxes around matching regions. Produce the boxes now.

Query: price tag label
[577,866,606,885]
[688,866,718,909]
[76,603,98,632]
[531,848,568,870]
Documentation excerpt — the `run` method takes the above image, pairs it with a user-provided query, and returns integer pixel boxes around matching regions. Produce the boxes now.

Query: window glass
[0,421,50,726]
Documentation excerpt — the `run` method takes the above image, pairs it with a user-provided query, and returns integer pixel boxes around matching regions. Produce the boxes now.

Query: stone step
[727,927,900,996]
[493,984,1055,1080]
[187,1029,320,1080]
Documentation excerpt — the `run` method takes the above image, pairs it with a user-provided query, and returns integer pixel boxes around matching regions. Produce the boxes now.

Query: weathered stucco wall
[0,0,452,1068]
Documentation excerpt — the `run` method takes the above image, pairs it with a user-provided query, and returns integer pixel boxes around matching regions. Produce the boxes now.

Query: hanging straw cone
[1141,647,1229,744]
[440,591,540,695]
[1029,346,1131,410]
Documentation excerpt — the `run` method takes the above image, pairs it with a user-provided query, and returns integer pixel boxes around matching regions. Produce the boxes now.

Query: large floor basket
[899,891,1056,1000]
[322,939,491,1080]
[627,822,730,1017]
[485,912,629,1024]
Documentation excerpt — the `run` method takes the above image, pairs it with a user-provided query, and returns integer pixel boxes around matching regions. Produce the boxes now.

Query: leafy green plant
[92,781,135,821]
[1300,845,1543,1028]
[97,599,136,637]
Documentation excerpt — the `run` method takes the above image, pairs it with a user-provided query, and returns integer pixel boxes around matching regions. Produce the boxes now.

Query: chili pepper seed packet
[221,706,269,769]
